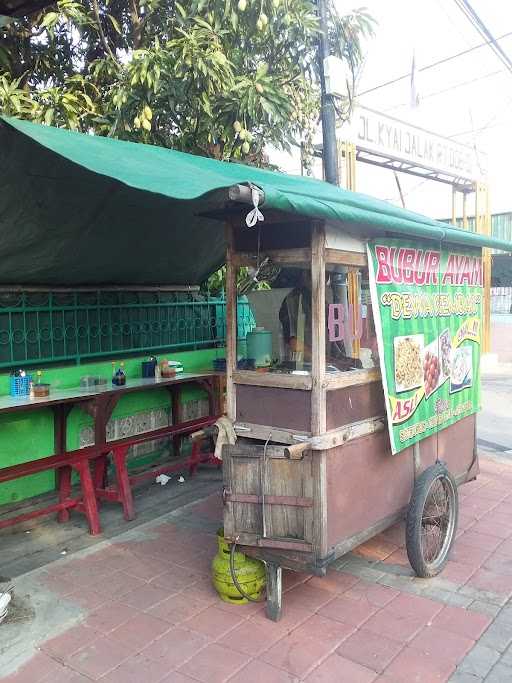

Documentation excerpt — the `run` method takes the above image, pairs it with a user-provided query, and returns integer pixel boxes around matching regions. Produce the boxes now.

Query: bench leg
[189,440,201,477]
[112,446,135,522]
[75,461,101,535]
[57,465,72,523]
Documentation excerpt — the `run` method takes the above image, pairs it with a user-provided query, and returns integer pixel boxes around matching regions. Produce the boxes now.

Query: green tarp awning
[1,115,511,286]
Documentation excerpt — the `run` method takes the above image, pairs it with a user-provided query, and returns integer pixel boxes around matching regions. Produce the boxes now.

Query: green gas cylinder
[211,529,266,604]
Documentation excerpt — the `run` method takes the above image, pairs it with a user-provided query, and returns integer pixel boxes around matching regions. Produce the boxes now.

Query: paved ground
[1,451,512,683]
[0,467,222,580]
[1,318,511,683]
[479,365,512,457]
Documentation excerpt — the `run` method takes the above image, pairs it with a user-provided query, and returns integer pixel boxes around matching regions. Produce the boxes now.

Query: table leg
[211,375,223,416]
[170,386,182,458]
[112,445,135,522]
[198,377,220,417]
[81,395,120,449]
[53,404,73,523]
[57,466,72,523]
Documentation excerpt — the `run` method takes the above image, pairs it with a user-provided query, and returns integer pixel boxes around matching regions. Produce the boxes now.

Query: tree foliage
[0,0,374,165]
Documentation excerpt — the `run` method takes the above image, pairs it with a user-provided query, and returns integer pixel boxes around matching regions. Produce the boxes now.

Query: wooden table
[0,372,222,534]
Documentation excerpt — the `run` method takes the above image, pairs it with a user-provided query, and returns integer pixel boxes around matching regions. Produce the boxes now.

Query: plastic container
[33,383,50,398]
[159,359,176,378]
[80,375,98,389]
[142,360,156,378]
[246,327,272,368]
[237,358,256,370]
[10,375,32,397]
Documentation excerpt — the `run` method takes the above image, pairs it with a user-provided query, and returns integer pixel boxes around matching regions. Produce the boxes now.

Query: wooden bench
[91,415,221,522]
[0,443,103,534]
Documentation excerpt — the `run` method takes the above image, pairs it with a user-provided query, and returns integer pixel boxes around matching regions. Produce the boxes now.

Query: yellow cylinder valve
[211,529,266,604]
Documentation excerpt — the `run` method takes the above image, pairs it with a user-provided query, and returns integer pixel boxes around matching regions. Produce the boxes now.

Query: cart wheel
[406,462,458,578]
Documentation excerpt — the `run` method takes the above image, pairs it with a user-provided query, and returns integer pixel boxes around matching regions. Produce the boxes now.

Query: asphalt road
[478,365,512,454]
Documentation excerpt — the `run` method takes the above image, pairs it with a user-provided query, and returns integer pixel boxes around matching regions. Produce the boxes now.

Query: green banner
[367,238,482,454]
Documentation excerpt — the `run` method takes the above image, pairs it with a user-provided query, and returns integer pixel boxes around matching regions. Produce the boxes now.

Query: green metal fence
[0,291,254,369]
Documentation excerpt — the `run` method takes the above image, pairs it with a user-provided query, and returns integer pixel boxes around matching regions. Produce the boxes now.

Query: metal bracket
[222,486,231,506]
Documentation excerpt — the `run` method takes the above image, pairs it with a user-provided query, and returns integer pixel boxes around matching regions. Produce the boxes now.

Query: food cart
[218,185,512,621]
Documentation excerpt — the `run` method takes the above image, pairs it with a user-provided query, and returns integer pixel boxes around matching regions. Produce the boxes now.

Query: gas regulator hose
[229,536,266,603]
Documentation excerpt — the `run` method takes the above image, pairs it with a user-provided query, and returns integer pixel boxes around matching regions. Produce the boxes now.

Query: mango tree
[0,0,374,165]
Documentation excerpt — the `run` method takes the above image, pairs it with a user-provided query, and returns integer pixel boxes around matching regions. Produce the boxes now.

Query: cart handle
[284,442,311,460]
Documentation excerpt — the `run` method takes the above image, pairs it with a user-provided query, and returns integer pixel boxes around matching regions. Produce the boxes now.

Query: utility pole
[317,0,339,185]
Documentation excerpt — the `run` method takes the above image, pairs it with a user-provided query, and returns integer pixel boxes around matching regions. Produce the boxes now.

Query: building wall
[449,212,512,253]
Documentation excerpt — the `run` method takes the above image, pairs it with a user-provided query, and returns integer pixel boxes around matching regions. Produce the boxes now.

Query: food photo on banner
[367,238,482,454]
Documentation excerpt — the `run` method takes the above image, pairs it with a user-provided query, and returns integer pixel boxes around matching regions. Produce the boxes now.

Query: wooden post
[225,221,237,420]
[337,140,357,191]
[475,183,491,354]
[265,562,282,622]
[311,221,326,436]
[347,270,361,359]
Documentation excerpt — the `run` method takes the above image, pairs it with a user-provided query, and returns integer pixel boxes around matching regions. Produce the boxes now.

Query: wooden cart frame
[219,207,479,620]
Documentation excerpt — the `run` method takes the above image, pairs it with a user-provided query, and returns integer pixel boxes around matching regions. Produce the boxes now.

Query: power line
[383,67,505,114]
[452,0,512,75]
[434,0,475,48]
[450,92,512,138]
[358,30,512,97]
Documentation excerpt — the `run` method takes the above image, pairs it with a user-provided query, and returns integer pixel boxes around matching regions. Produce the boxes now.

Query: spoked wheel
[406,463,458,578]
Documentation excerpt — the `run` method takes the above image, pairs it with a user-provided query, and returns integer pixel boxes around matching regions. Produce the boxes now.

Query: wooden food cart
[218,186,510,621]
[2,115,511,620]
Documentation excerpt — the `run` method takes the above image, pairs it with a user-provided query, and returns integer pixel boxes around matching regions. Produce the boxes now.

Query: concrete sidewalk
[2,452,512,683]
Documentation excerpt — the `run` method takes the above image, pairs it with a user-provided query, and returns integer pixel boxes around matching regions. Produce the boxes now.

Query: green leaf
[44,108,54,126]
[256,62,269,78]
[107,14,122,35]
[40,11,59,29]
[193,17,213,30]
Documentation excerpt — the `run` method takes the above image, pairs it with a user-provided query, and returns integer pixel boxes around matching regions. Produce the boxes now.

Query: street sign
[346,106,487,182]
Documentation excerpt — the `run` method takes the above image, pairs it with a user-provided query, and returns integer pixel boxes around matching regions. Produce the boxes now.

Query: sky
[274,0,512,220]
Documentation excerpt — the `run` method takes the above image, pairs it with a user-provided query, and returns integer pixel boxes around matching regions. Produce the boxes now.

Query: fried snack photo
[394,335,423,392]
